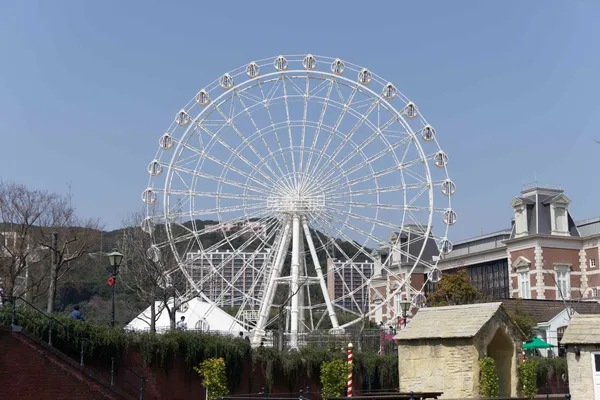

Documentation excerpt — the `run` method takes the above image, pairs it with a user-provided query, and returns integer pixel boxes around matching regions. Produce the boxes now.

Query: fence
[1,296,146,399]
[271,328,397,354]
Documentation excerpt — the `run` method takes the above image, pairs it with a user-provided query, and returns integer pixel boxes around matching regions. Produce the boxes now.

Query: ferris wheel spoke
[196,124,280,191]
[311,217,388,307]
[326,182,429,199]
[163,189,268,202]
[196,223,278,316]
[309,220,368,312]
[168,164,272,196]
[281,75,298,186]
[313,97,380,180]
[303,79,334,177]
[257,78,294,182]
[307,85,358,178]
[298,75,310,188]
[317,210,417,266]
[211,94,288,191]
[322,124,410,180]
[200,215,277,255]
[233,90,293,192]
[318,135,414,191]
[323,206,399,232]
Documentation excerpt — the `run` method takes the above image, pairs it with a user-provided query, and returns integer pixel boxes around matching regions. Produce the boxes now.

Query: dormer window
[510,198,529,238]
[542,193,571,236]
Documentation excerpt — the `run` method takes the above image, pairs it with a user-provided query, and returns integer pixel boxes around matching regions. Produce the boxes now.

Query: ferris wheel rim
[145,54,455,335]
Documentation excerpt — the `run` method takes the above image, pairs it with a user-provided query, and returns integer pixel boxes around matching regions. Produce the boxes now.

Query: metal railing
[1,296,145,399]
[271,328,397,353]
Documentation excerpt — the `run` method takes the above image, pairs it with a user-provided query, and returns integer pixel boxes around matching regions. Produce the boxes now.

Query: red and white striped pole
[347,342,353,398]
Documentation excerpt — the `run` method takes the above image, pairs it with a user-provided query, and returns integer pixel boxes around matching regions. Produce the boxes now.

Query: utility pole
[47,232,59,313]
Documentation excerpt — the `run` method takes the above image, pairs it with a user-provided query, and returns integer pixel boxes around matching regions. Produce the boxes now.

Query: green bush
[320,359,347,399]
[479,357,499,398]
[530,356,567,388]
[518,359,538,400]
[194,357,229,399]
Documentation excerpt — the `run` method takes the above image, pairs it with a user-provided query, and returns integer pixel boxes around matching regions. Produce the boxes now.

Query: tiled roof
[500,299,600,323]
[394,302,502,340]
[561,314,600,344]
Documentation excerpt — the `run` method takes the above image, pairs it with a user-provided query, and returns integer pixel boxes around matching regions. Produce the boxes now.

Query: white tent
[125,298,247,336]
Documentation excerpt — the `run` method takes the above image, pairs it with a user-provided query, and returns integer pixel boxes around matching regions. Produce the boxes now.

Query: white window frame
[590,258,597,268]
[517,267,531,299]
[555,265,571,300]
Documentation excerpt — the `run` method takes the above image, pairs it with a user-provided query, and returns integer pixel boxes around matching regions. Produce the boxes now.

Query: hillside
[32,219,373,327]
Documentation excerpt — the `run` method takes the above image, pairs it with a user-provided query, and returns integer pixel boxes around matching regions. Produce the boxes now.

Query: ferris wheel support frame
[251,212,341,349]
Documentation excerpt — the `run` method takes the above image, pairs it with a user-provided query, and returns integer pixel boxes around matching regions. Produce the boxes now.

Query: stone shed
[394,303,524,399]
[561,314,600,400]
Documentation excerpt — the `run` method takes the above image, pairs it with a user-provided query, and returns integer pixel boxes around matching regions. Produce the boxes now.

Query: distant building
[326,259,374,313]
[438,185,600,301]
[185,249,271,307]
[369,226,440,325]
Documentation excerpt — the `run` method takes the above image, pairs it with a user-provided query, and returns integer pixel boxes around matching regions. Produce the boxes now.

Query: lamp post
[107,250,123,328]
[400,301,411,329]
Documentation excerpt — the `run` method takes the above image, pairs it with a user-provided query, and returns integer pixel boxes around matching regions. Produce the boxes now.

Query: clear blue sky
[1,0,599,241]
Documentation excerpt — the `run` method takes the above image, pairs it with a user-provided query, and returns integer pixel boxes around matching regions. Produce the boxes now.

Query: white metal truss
[143,55,455,348]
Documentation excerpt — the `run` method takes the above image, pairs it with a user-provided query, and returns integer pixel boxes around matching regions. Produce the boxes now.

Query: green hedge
[2,305,398,393]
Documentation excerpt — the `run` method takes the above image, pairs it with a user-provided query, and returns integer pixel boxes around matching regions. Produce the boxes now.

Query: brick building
[370,185,600,325]
[438,185,600,301]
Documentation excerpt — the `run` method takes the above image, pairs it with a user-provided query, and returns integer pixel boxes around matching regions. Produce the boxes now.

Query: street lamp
[400,301,411,329]
[107,250,123,327]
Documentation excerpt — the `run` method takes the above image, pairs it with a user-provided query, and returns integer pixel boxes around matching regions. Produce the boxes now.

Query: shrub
[320,359,347,399]
[479,357,499,398]
[518,359,538,400]
[531,356,567,388]
[194,357,229,399]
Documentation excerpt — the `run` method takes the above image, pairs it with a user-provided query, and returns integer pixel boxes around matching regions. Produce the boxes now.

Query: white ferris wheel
[142,54,455,348]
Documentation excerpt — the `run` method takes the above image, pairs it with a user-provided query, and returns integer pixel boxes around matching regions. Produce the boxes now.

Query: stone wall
[398,338,477,399]
[566,348,597,400]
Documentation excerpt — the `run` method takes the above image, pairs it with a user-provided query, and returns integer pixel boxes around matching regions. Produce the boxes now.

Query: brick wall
[0,327,331,400]
[0,328,125,399]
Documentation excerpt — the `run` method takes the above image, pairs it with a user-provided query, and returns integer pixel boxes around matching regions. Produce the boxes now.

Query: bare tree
[119,211,193,332]
[39,186,102,313]
[0,181,101,311]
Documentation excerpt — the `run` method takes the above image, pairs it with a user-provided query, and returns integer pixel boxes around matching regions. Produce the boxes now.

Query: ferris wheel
[142,54,455,348]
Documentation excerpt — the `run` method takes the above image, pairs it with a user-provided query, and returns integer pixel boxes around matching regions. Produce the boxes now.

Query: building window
[518,270,530,299]
[555,266,570,299]
[590,258,596,268]
[466,259,509,299]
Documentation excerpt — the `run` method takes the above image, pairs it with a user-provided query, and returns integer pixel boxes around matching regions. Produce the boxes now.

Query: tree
[427,269,482,307]
[0,181,100,310]
[194,358,229,399]
[119,211,194,332]
[40,188,101,313]
[507,298,536,341]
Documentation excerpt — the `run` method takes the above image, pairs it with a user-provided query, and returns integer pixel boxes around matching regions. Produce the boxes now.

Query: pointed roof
[394,303,505,340]
[561,314,600,344]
